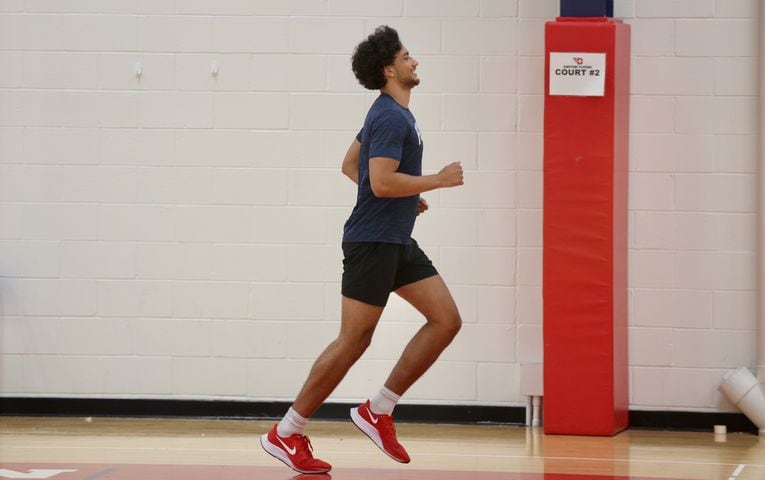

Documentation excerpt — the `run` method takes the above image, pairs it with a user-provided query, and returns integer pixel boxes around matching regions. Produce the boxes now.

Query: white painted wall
[0,0,759,412]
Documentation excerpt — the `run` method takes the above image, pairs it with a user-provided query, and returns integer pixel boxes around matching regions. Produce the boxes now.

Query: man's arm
[341,139,361,185]
[369,157,463,198]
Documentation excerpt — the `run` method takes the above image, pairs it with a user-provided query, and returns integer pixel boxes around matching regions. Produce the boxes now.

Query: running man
[261,25,464,474]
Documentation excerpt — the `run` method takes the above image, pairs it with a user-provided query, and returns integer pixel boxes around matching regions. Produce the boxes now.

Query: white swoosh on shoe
[368,410,379,424]
[276,436,297,455]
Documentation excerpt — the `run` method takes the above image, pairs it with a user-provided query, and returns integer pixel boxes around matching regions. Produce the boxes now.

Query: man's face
[388,45,420,88]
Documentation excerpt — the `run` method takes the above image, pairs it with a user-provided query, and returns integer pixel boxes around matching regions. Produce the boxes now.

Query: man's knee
[446,311,462,337]
[431,309,462,338]
[338,326,375,357]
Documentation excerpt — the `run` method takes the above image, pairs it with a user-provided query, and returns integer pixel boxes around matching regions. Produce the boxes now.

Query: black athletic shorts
[341,238,438,307]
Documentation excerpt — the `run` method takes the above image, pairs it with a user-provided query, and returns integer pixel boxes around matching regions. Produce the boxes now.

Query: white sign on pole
[549,52,607,97]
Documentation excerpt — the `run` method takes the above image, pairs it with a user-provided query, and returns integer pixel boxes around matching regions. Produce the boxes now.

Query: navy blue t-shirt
[343,93,423,245]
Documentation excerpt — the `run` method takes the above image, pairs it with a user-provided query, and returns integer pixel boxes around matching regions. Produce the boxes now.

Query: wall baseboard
[0,397,525,425]
[629,410,757,434]
[0,397,758,433]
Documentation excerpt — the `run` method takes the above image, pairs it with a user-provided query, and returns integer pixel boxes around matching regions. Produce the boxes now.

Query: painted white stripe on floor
[731,464,746,477]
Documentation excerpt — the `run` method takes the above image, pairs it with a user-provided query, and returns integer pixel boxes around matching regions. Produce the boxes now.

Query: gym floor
[1,416,763,479]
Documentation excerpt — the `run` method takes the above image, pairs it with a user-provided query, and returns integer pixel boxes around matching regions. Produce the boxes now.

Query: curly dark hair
[351,25,402,90]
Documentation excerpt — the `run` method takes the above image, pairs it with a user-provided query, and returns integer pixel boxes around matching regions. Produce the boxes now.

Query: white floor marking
[0,470,77,480]
[729,463,746,479]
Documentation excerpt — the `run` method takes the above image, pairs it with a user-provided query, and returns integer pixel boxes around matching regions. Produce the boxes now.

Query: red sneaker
[350,400,410,463]
[260,424,332,474]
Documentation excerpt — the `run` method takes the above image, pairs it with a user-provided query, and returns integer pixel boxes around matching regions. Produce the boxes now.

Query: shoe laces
[376,413,397,435]
[294,434,315,459]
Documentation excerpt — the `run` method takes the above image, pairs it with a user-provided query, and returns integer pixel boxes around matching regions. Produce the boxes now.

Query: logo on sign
[573,57,584,65]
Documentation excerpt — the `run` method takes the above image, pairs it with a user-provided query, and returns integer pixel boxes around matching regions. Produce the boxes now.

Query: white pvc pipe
[720,368,765,435]
[526,396,532,426]
[531,395,542,428]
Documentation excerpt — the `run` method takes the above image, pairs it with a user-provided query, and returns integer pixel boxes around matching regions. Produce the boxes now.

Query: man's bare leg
[291,295,384,417]
[347,275,460,464]
[384,274,462,395]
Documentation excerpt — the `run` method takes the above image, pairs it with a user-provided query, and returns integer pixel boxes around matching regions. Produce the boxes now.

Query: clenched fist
[437,162,464,188]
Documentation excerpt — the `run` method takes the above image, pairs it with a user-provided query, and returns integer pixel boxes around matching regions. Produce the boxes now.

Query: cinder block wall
[0,0,759,412]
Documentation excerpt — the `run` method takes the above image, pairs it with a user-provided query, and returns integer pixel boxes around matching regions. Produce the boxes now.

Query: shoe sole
[259,433,331,475]
[350,406,410,463]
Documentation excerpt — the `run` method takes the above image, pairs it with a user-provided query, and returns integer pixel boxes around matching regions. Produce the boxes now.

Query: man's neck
[381,84,411,108]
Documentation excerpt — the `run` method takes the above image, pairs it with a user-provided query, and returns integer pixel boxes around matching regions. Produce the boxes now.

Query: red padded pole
[543,17,630,436]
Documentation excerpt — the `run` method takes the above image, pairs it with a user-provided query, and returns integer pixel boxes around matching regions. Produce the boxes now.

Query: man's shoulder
[367,100,409,128]
[370,95,403,114]
[370,106,406,124]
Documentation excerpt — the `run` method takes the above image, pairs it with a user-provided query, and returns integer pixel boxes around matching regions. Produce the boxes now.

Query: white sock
[369,386,401,416]
[276,407,309,437]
